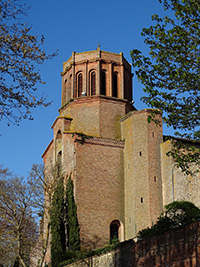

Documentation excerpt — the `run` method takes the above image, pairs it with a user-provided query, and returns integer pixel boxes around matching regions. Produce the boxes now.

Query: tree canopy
[137,201,200,240]
[131,0,200,172]
[0,0,56,125]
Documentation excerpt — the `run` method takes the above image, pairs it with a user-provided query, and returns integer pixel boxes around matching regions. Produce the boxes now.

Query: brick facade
[34,49,200,266]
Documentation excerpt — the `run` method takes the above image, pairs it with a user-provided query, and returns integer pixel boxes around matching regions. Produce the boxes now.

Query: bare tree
[0,163,61,267]
[29,164,61,267]
[0,174,40,267]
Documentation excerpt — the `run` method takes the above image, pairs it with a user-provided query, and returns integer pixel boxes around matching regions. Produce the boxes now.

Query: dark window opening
[110,220,120,241]
[154,176,157,182]
[56,130,62,140]
[57,151,62,162]
[139,151,142,156]
[113,73,118,97]
[78,73,83,97]
[141,197,143,203]
[91,71,96,95]
[101,71,106,95]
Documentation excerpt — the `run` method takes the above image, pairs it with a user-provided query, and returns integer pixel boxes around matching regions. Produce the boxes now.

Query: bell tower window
[113,73,118,97]
[77,73,83,97]
[101,71,106,95]
[91,71,96,95]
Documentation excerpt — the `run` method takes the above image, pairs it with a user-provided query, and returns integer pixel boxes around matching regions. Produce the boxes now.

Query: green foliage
[50,169,66,267]
[165,136,200,175]
[66,176,80,251]
[164,200,200,225]
[131,0,200,173]
[58,239,120,267]
[13,257,19,267]
[0,0,57,125]
[137,201,200,240]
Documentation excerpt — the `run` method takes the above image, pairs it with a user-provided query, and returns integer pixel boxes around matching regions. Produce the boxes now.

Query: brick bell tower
[41,48,163,263]
[59,48,134,139]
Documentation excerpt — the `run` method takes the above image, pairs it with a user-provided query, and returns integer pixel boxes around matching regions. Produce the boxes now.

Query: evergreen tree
[50,165,66,267]
[66,176,80,251]
[13,257,19,267]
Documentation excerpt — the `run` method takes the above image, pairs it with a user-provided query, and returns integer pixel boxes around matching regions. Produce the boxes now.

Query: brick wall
[60,96,133,140]
[75,137,125,249]
[65,222,200,267]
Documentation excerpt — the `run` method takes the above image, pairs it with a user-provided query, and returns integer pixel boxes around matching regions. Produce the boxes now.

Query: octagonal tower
[61,48,133,105]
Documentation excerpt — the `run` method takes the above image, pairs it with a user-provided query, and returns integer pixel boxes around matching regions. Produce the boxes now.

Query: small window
[141,197,143,203]
[101,71,106,95]
[139,151,142,156]
[154,176,157,182]
[56,130,62,140]
[57,151,62,162]
[152,132,155,138]
[91,71,96,95]
[113,73,118,97]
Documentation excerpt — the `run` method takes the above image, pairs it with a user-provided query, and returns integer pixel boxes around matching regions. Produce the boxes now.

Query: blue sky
[0,0,170,177]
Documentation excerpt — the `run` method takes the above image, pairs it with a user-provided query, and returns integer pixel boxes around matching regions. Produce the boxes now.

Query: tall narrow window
[110,220,120,241]
[57,151,62,162]
[78,73,83,97]
[91,71,96,95]
[101,71,106,95]
[113,73,118,97]
[56,130,62,163]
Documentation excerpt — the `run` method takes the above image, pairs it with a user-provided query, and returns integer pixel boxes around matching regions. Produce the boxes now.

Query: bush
[58,238,120,267]
[137,201,200,240]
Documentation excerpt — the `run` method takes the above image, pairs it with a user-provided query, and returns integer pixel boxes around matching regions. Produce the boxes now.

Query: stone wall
[65,222,200,267]
[121,109,163,239]
[161,140,200,209]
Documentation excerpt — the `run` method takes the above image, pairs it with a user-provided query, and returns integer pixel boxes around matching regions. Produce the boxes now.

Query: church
[41,48,200,262]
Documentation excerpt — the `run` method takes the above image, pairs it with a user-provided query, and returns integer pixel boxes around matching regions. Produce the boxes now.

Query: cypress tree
[13,257,19,267]
[66,176,80,251]
[50,165,66,267]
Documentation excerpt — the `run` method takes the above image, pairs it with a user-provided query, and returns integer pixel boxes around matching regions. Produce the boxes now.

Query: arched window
[101,71,106,95]
[64,79,67,89]
[110,220,120,241]
[56,130,62,140]
[91,71,96,95]
[113,73,118,97]
[56,130,62,163]
[77,73,83,97]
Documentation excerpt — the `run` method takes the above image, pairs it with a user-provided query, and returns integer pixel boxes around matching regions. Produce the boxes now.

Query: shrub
[137,201,200,240]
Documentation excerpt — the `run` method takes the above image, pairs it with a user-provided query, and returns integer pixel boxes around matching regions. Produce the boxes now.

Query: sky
[0,0,171,177]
